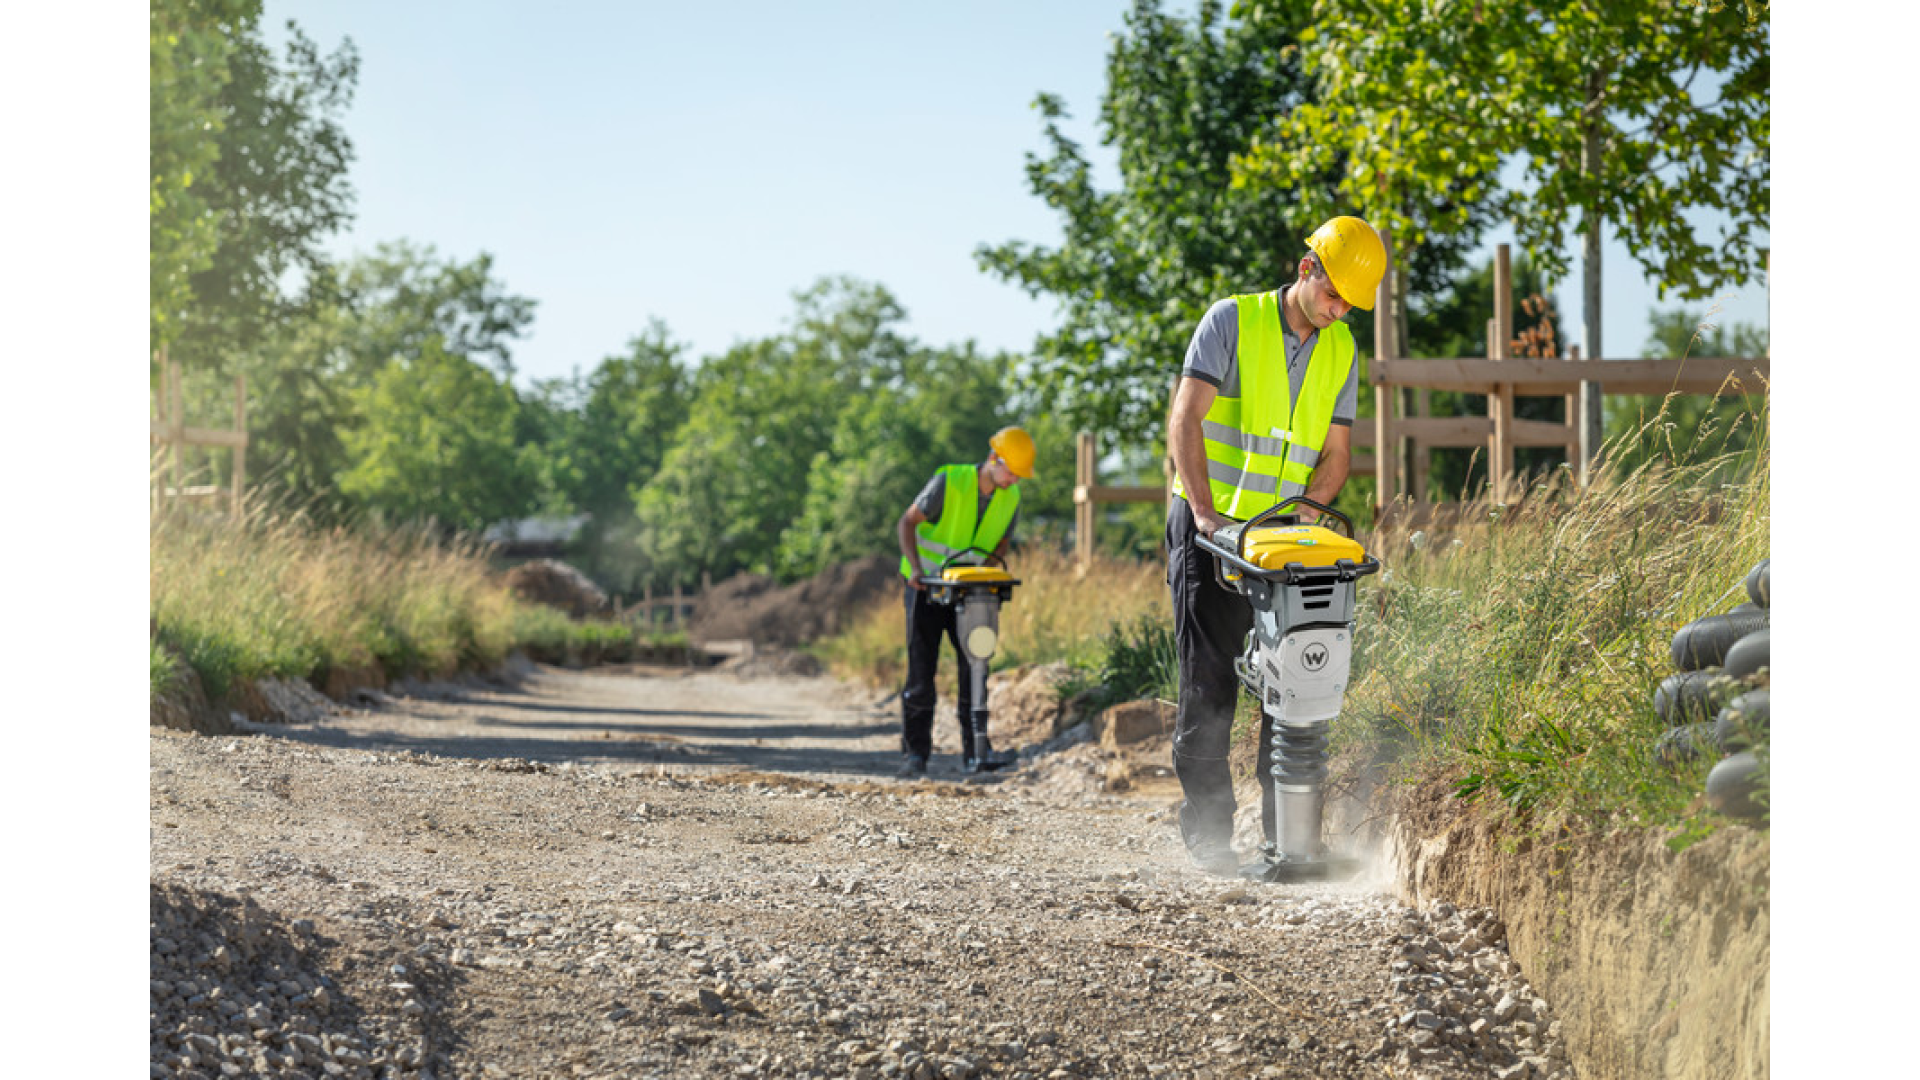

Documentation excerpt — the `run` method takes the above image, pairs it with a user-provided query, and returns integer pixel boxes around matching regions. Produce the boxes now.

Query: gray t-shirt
[914,469,1020,539]
[1181,286,1359,425]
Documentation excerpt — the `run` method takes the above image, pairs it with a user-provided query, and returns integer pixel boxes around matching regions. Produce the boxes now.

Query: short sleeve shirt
[1181,286,1359,426]
[914,469,1020,539]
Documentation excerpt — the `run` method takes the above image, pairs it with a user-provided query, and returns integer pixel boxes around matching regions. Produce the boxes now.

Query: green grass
[150,501,642,703]
[1342,392,1770,831]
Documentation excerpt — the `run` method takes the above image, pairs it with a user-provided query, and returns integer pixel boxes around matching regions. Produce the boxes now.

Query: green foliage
[569,321,691,519]
[338,339,540,532]
[1067,613,1179,714]
[1244,0,1769,303]
[1341,418,1769,829]
[328,240,538,383]
[169,19,359,372]
[980,0,1472,446]
[150,0,258,349]
[233,244,542,519]
[151,639,184,701]
[779,341,1012,578]
[631,278,1024,584]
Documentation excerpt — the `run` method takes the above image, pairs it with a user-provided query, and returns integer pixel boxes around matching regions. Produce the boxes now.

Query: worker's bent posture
[894,426,1035,779]
[1164,216,1384,875]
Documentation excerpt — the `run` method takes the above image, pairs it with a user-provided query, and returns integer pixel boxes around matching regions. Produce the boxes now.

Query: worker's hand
[908,567,927,591]
[1191,506,1233,539]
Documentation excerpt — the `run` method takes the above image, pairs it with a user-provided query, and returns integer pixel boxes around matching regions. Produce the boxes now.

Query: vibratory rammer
[918,551,1020,774]
[1195,497,1382,883]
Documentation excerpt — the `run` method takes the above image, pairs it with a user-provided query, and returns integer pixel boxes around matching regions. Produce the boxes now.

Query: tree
[329,241,537,382]
[151,0,257,351]
[170,18,358,374]
[236,245,539,518]
[154,1,359,369]
[337,339,539,532]
[978,0,1479,446]
[634,280,910,581]
[776,341,1014,578]
[1241,0,1769,366]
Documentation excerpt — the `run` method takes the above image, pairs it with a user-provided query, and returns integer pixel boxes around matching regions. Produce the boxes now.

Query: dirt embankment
[1380,777,1768,1080]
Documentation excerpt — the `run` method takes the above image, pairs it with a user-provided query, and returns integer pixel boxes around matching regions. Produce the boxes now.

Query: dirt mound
[689,555,896,647]
[503,559,612,619]
[717,645,827,680]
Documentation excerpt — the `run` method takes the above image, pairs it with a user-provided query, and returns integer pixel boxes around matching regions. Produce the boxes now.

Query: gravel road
[150,661,1569,1079]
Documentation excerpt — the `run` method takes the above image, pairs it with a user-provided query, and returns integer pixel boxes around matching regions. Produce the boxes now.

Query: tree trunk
[1578,68,1607,485]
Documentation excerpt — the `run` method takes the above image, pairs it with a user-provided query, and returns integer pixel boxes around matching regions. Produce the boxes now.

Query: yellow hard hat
[1304,216,1386,311]
[989,426,1036,479]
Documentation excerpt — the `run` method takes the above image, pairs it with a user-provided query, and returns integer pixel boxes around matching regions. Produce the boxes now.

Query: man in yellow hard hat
[893,426,1035,778]
[1163,215,1385,874]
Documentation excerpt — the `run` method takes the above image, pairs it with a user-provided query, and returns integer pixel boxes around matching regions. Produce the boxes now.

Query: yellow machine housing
[941,566,1014,583]
[1240,524,1367,571]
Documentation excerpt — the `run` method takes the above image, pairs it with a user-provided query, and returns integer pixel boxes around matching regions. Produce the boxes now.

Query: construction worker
[1164,216,1385,874]
[894,426,1036,778]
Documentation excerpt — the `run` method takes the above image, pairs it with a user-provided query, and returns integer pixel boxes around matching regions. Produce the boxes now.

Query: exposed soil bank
[1380,777,1769,1080]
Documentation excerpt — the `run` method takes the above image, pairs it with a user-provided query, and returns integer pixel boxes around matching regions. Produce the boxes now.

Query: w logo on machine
[1301,642,1330,672]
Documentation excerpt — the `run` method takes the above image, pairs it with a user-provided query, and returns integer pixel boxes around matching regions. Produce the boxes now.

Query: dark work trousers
[900,583,975,762]
[1167,496,1280,850]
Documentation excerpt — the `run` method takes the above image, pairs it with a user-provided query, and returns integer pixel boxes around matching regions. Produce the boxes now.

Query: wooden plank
[1386,416,1572,448]
[1370,356,1769,396]
[1074,484,1164,505]
[150,420,249,449]
[1373,385,1396,511]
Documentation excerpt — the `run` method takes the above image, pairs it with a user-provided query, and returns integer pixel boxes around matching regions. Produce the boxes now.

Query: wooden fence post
[1075,432,1095,569]
[1373,232,1397,518]
[169,353,186,498]
[231,374,247,518]
[1563,345,1583,473]
[1491,245,1516,503]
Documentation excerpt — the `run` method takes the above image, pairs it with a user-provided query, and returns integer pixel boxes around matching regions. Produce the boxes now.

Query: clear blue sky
[261,0,1768,386]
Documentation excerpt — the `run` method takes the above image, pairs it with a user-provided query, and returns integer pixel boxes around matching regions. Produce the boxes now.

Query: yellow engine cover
[1241,524,1367,570]
[941,566,1013,582]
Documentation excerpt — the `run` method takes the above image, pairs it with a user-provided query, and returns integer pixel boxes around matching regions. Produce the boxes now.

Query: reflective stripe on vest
[1172,290,1353,519]
[899,464,1021,578]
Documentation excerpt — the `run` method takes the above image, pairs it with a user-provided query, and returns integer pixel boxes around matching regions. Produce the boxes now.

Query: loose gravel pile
[151,666,1570,1079]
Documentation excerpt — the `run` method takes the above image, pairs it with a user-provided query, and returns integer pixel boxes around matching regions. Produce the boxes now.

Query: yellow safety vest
[899,464,1020,578]
[1172,290,1354,520]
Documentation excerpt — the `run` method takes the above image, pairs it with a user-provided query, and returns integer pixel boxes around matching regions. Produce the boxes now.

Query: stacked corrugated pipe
[1651,558,1770,820]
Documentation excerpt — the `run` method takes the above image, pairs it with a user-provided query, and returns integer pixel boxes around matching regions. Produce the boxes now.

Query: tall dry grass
[151,503,524,698]
[1345,389,1770,827]
[813,545,1168,690]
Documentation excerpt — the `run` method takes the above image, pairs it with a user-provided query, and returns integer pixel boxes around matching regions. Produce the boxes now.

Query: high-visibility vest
[1171,290,1355,520]
[899,464,1020,579]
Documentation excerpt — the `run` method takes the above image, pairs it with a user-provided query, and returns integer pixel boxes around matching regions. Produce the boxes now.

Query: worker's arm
[1168,375,1232,538]
[1302,422,1352,517]
[897,504,929,590]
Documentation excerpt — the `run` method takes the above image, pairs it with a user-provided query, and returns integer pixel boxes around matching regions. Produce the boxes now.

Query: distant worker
[1164,215,1384,875]
[894,426,1036,779]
